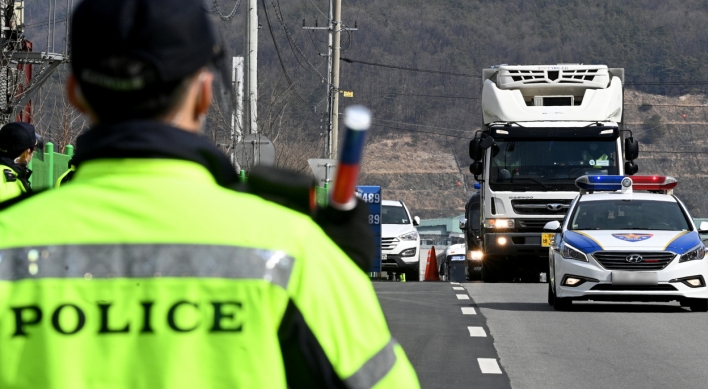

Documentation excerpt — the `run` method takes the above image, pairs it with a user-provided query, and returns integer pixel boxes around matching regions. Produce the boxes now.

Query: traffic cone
[424,246,440,281]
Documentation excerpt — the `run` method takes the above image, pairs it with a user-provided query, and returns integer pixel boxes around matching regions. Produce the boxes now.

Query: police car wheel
[688,298,708,312]
[552,288,572,311]
[547,283,555,306]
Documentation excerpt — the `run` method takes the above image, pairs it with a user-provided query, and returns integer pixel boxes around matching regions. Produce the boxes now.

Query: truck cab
[466,64,640,282]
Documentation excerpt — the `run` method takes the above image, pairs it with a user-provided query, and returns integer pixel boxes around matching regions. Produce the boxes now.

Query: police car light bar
[575,175,678,194]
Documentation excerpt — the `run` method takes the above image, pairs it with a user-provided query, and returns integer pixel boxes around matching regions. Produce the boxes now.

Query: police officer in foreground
[0,0,420,388]
[0,122,40,202]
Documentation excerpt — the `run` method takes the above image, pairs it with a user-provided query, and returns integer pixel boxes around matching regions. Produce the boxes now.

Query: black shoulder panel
[278,299,348,389]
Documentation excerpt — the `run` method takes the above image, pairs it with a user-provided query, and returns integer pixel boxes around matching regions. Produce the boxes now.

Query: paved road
[374,281,511,389]
[463,282,708,389]
[377,280,708,388]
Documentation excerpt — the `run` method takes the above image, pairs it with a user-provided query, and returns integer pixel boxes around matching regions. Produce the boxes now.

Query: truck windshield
[570,200,690,231]
[382,205,410,224]
[489,139,618,191]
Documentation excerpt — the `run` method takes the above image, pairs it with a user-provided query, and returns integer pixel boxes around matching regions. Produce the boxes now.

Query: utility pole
[244,0,258,135]
[303,0,356,159]
[330,0,342,159]
[231,56,244,167]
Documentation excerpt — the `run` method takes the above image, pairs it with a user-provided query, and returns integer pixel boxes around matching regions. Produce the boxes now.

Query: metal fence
[28,143,74,190]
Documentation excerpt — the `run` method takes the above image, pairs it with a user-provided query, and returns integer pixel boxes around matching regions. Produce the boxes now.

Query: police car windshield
[490,140,618,191]
[382,205,410,225]
[570,200,690,231]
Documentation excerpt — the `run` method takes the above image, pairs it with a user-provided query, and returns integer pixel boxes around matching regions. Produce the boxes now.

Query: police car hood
[564,230,701,254]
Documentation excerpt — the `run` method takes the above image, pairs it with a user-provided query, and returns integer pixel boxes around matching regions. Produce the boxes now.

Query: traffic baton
[330,105,371,210]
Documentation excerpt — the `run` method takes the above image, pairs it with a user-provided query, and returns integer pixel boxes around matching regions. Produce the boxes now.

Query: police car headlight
[561,242,588,262]
[680,243,706,263]
[399,231,419,241]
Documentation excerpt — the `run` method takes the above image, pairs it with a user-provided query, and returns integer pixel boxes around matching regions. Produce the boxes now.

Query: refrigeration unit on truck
[461,64,640,282]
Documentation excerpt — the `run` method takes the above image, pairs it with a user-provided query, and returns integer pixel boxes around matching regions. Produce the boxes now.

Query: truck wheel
[688,298,708,312]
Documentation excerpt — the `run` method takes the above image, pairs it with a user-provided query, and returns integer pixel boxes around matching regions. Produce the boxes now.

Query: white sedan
[545,175,708,311]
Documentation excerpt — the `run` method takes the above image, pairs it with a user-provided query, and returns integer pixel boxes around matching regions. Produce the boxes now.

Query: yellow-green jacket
[0,158,420,389]
[0,164,28,203]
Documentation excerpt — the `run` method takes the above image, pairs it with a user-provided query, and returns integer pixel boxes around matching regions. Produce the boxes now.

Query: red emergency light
[629,175,678,191]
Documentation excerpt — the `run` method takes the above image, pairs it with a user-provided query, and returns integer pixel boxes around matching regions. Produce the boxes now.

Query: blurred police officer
[0,122,40,202]
[0,0,419,388]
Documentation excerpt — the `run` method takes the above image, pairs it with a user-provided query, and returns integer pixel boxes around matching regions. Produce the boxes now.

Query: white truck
[461,64,640,282]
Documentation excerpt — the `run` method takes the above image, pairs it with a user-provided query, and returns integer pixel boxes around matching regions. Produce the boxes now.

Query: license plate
[382,254,387,260]
[612,272,658,285]
[541,233,554,247]
[450,255,465,261]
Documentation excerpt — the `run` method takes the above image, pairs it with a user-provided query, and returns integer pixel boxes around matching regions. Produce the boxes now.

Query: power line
[370,123,471,139]
[212,0,242,21]
[341,57,481,78]
[260,0,309,105]
[371,117,470,133]
[355,90,480,100]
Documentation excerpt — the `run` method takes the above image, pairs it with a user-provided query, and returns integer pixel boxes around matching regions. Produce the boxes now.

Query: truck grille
[382,237,399,251]
[511,199,571,215]
[592,251,676,271]
[517,219,555,232]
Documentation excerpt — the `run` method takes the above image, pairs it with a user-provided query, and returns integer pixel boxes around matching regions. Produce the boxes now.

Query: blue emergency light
[575,175,627,191]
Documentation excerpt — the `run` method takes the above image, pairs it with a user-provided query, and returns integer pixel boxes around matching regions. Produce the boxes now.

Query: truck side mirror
[459,218,467,230]
[469,134,494,161]
[543,220,561,232]
[624,161,639,175]
[469,161,483,176]
[625,137,639,160]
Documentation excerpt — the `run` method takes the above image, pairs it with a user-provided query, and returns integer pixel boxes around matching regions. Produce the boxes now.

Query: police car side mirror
[699,221,708,233]
[543,220,562,232]
[413,216,420,226]
[459,218,467,230]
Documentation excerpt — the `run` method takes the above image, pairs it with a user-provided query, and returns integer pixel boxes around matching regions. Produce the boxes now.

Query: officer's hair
[77,58,194,124]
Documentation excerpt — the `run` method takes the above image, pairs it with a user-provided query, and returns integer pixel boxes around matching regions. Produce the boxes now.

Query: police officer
[0,0,419,388]
[0,122,40,202]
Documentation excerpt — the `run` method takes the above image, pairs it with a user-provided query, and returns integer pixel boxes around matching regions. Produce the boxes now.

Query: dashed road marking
[456,294,470,300]
[461,307,476,315]
[468,326,487,337]
[453,286,465,290]
[478,358,502,374]
[450,282,460,285]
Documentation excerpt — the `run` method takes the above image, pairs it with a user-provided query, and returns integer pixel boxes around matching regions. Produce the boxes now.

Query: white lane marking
[461,307,476,315]
[450,282,460,284]
[456,294,470,300]
[478,358,502,374]
[468,326,487,337]
[453,286,465,290]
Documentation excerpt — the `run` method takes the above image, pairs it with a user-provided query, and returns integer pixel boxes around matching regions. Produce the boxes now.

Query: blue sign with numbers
[356,186,382,273]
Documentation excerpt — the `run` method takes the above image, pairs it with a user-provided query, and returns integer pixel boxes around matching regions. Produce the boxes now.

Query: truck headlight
[561,242,588,262]
[483,219,514,229]
[398,231,419,241]
[680,243,706,263]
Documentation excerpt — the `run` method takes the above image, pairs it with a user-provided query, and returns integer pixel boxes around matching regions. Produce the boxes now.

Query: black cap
[70,0,220,92]
[0,122,38,159]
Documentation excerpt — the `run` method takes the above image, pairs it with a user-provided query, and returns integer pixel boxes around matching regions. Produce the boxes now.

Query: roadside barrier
[424,246,440,281]
[28,143,74,191]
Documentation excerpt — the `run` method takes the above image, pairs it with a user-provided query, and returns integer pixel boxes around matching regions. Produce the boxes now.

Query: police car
[545,175,708,311]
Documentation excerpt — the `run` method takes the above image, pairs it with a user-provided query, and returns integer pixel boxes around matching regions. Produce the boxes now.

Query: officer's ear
[67,74,89,114]
[194,70,214,118]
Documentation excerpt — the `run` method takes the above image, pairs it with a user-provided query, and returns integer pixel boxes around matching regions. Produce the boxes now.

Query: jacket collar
[0,156,31,180]
[73,121,238,186]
